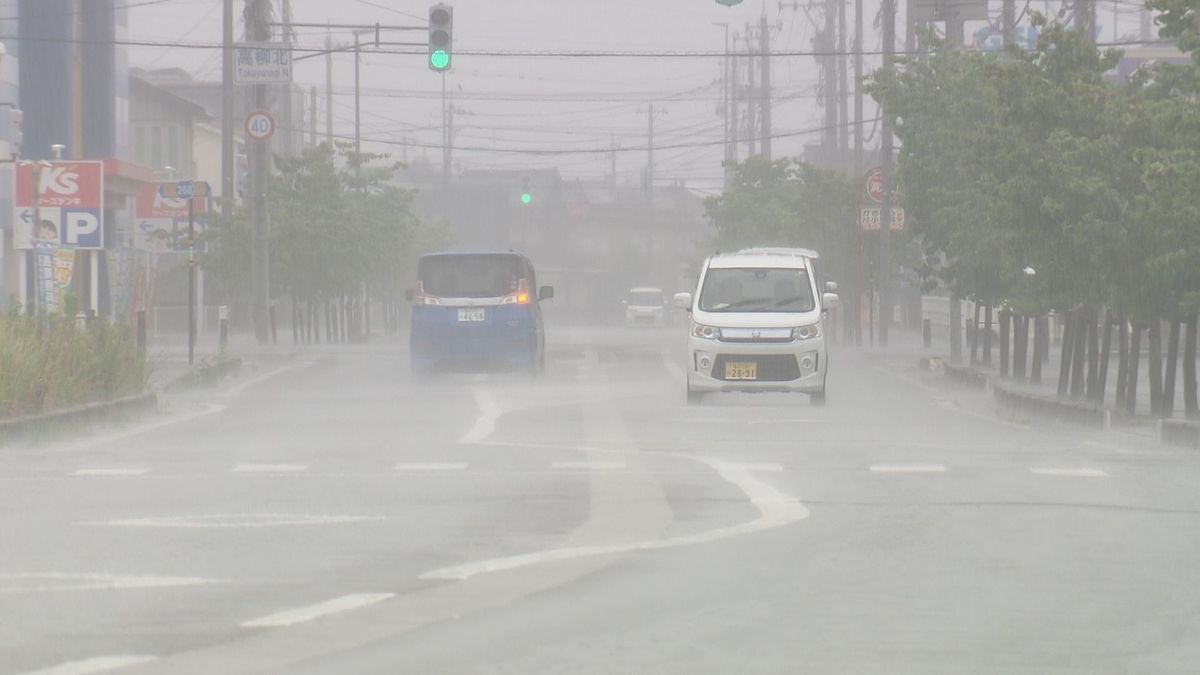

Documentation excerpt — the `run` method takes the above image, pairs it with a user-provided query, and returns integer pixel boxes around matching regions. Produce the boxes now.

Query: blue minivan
[408,252,554,374]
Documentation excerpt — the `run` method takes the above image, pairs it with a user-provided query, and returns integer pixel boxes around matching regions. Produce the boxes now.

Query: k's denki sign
[13,161,105,250]
[134,183,208,253]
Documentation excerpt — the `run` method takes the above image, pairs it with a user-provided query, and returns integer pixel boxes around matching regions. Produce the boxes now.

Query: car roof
[707,248,816,269]
[629,287,663,293]
[421,251,527,259]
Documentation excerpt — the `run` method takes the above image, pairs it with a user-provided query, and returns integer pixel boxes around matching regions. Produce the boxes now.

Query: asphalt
[3,325,1200,674]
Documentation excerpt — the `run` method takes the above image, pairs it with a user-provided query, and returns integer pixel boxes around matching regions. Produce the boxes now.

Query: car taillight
[414,281,441,305]
[502,279,532,305]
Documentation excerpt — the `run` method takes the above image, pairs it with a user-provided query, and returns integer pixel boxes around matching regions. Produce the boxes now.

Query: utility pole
[879,0,896,347]
[853,0,865,346]
[744,26,756,158]
[309,86,316,146]
[222,0,233,223]
[837,0,848,170]
[1003,0,1016,46]
[1141,4,1152,40]
[324,32,333,145]
[247,0,271,345]
[823,0,836,166]
[354,31,362,180]
[730,35,740,169]
[759,11,771,159]
[716,22,733,187]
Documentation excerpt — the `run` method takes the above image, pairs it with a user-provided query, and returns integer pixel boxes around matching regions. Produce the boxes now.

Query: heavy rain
[2,0,1200,673]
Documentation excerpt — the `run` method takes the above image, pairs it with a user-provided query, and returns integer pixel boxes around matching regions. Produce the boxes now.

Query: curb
[1158,419,1200,450]
[0,391,159,443]
[992,381,1111,430]
[943,362,989,390]
[162,357,243,392]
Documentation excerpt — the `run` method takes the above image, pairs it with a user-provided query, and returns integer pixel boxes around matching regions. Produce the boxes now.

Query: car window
[418,254,524,298]
[698,268,815,313]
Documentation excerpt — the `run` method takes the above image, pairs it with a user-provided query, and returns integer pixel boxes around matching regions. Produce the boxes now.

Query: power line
[3,31,1174,56]
[288,117,883,156]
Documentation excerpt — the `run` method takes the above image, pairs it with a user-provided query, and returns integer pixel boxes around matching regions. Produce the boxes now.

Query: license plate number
[457,308,486,322]
[724,362,757,380]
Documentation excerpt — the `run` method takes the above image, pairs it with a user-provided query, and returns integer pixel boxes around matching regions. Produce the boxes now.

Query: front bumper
[686,336,827,393]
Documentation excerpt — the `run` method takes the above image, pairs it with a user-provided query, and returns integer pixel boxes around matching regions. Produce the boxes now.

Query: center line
[233,463,309,473]
[17,654,158,675]
[71,468,148,477]
[394,462,468,471]
[869,464,947,473]
[241,593,394,628]
[551,460,627,470]
[1031,467,1109,478]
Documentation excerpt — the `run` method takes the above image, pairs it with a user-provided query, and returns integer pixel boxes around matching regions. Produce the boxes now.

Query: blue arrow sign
[19,209,30,224]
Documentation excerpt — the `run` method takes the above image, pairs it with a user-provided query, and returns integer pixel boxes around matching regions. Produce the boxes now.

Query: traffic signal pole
[879,0,895,347]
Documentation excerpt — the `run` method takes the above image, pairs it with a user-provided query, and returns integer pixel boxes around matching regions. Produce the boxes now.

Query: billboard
[13,161,105,250]
[134,182,208,253]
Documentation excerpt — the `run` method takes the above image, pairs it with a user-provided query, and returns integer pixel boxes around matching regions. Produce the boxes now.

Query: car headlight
[691,323,720,340]
[792,324,821,340]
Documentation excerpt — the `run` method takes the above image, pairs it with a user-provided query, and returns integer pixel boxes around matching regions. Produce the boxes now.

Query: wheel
[686,381,704,405]
[809,388,826,406]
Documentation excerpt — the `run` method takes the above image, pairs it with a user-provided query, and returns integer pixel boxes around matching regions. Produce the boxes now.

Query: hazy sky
[125,0,1143,193]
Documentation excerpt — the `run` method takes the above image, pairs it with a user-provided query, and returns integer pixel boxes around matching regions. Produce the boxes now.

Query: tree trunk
[325,298,334,343]
[999,309,1011,376]
[1162,318,1181,418]
[1070,311,1088,400]
[1149,320,1164,416]
[1085,308,1099,401]
[1058,310,1075,398]
[1014,314,1029,382]
[1186,313,1199,420]
[291,295,299,344]
[1116,317,1129,408]
[1031,315,1045,385]
[1096,310,1113,406]
[970,302,981,365]
[1127,323,1142,416]
[983,305,994,366]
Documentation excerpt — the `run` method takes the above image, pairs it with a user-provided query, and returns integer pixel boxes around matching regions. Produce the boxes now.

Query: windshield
[418,254,524,298]
[627,290,663,306]
[698,267,815,313]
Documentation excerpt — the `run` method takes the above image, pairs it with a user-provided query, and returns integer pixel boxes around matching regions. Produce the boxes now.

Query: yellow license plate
[724,362,757,380]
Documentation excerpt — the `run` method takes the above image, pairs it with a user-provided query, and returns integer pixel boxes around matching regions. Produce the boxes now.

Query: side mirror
[673,292,692,311]
[404,288,414,302]
[822,292,840,311]
[538,285,554,300]
[825,281,839,293]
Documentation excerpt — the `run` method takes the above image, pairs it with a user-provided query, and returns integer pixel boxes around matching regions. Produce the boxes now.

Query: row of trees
[866,15,1200,418]
[201,142,448,343]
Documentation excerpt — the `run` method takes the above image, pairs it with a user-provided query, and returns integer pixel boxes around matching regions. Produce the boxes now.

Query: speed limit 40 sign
[245,110,276,142]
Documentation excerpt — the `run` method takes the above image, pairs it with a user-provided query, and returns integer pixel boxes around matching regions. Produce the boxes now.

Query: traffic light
[428,3,453,72]
[520,176,532,204]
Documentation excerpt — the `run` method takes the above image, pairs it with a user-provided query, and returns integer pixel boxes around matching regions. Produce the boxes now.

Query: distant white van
[624,287,667,326]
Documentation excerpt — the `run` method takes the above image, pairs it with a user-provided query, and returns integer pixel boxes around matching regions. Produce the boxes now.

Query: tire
[686,381,704,405]
[810,388,826,406]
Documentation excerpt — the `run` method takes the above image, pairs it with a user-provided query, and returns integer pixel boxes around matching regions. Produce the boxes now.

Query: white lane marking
[241,593,394,629]
[233,463,309,473]
[420,458,807,581]
[551,460,628,470]
[735,462,784,472]
[17,655,158,675]
[47,403,225,454]
[669,418,815,425]
[660,349,684,381]
[80,513,398,529]
[394,462,468,471]
[458,388,500,445]
[0,572,224,594]
[869,464,948,473]
[223,361,309,398]
[1031,467,1109,478]
[71,468,148,477]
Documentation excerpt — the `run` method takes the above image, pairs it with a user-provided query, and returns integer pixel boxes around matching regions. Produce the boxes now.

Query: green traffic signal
[520,193,532,205]
[430,49,450,70]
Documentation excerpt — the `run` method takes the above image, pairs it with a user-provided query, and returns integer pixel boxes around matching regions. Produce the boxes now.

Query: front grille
[712,354,801,382]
